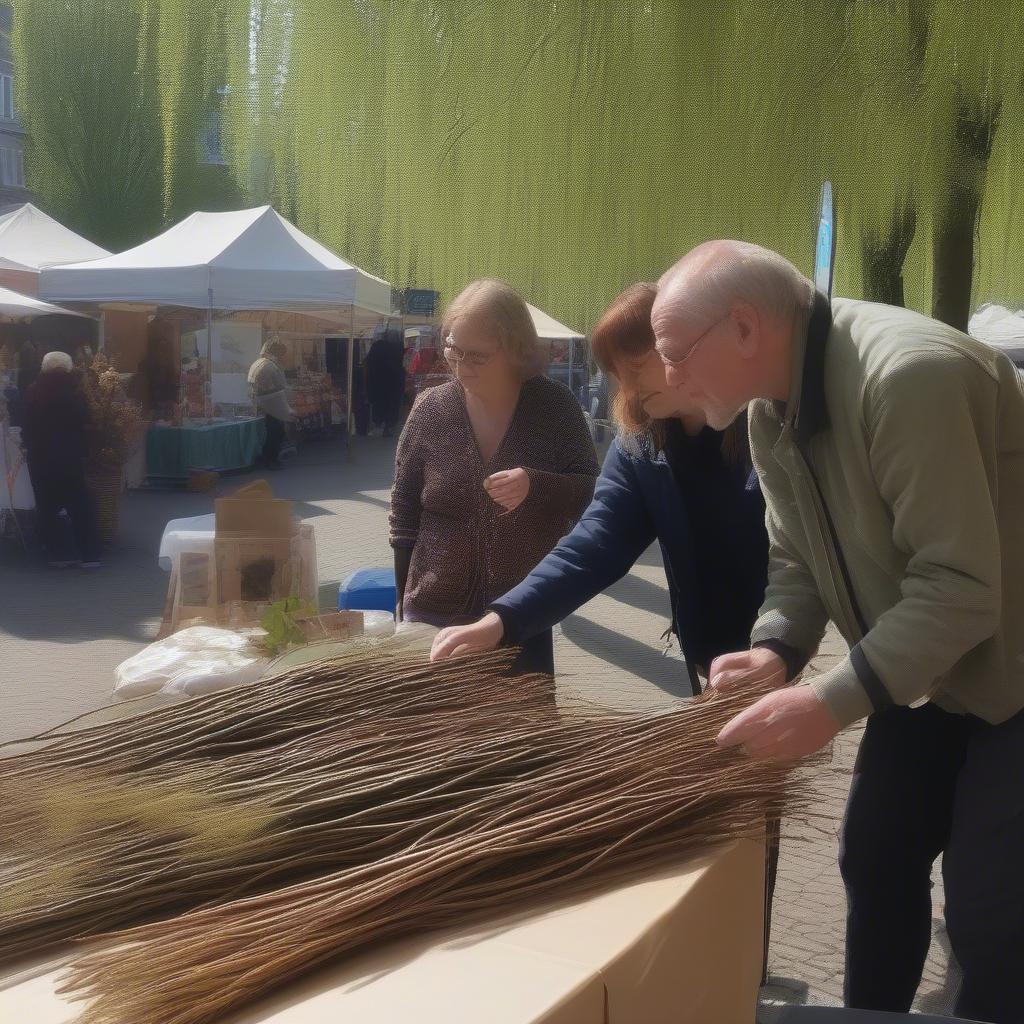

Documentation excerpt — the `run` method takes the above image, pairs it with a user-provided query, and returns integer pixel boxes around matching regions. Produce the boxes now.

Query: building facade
[0,3,31,209]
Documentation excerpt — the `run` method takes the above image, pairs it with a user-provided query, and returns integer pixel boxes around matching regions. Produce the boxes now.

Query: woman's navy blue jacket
[489,424,769,693]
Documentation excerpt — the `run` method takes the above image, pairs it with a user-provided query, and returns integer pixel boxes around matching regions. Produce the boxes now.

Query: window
[0,74,13,120]
[0,147,24,186]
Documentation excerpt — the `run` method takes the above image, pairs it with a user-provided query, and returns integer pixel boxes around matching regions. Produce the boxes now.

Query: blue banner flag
[814,181,836,298]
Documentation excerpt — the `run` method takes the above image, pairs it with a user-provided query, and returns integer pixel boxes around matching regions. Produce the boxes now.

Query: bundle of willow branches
[0,645,543,959]
[0,643,801,1024]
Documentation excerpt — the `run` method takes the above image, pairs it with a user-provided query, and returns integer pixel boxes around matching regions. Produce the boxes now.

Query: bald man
[652,241,1024,1023]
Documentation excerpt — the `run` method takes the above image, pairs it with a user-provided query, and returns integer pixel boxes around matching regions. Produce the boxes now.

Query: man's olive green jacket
[749,293,1024,728]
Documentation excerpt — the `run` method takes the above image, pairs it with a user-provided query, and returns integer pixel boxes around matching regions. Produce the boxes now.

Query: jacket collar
[784,289,834,445]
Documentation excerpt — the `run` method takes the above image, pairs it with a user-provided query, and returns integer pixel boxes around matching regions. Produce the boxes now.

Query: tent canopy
[969,303,1024,363]
[0,203,111,273]
[0,283,94,321]
[527,303,584,342]
[40,206,395,317]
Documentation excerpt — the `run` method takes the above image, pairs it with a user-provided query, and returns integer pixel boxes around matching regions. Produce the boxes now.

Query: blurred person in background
[22,351,100,569]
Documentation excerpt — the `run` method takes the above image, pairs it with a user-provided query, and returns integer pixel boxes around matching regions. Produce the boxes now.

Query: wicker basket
[86,466,124,547]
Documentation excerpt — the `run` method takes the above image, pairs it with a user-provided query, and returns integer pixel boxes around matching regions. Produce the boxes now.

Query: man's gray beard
[703,400,749,431]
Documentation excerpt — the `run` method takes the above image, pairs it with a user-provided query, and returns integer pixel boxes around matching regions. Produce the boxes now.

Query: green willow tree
[14,1,1024,328]
[13,0,166,249]
[156,0,243,222]
[923,1,1024,331]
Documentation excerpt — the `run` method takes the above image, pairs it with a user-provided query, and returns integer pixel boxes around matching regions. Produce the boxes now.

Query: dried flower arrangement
[80,353,146,471]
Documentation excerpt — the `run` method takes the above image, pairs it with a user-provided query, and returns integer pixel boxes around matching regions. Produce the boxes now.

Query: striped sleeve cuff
[810,643,891,729]
[752,639,810,683]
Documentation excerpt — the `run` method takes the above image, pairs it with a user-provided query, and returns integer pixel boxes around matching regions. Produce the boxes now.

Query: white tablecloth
[157,513,216,571]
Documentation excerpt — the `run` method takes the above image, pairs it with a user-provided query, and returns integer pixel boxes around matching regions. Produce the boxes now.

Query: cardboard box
[158,483,319,637]
[0,839,765,1024]
[214,480,296,539]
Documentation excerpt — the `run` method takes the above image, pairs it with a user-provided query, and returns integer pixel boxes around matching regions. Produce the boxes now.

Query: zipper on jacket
[794,439,869,641]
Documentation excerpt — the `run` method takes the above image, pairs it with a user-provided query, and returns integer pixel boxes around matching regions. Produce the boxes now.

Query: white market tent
[0,203,111,276]
[528,302,587,398]
[969,303,1024,367]
[40,206,397,429]
[527,302,585,342]
[40,205,393,315]
[0,284,93,321]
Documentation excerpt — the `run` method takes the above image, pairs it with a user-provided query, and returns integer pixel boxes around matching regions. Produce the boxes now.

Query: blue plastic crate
[338,567,397,614]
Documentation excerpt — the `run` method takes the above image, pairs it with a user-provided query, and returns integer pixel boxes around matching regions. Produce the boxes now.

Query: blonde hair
[41,351,74,374]
[441,279,548,379]
[654,240,814,337]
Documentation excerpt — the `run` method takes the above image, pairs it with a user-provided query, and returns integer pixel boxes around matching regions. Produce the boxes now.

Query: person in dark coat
[365,328,406,437]
[22,351,101,568]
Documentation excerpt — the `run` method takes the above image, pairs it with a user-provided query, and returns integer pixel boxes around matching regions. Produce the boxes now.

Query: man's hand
[716,686,841,761]
[484,468,530,512]
[431,612,505,662]
[708,647,787,693]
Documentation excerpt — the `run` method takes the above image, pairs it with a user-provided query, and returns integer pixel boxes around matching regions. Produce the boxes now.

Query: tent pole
[206,274,214,420]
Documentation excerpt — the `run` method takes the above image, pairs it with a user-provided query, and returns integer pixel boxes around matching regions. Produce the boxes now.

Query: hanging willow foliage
[13,1,1024,325]
[0,644,805,1024]
[11,0,166,250]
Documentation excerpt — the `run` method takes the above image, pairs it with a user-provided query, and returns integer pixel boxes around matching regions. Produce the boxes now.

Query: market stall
[145,416,266,480]
[40,206,396,476]
[402,324,438,397]
[0,202,110,297]
[0,205,108,386]
[527,302,589,402]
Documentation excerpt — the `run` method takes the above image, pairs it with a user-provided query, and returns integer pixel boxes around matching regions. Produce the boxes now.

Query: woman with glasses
[388,278,599,676]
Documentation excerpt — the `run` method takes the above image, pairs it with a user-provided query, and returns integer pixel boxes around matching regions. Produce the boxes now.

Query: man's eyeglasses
[659,311,732,368]
[443,333,496,368]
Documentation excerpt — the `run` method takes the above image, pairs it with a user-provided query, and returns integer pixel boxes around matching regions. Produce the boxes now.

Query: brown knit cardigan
[389,375,599,624]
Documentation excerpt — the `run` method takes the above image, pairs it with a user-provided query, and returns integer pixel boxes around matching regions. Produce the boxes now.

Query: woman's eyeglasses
[443,333,496,368]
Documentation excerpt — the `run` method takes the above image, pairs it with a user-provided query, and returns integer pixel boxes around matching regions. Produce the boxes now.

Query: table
[145,418,266,479]
[0,839,765,1024]
[158,513,215,571]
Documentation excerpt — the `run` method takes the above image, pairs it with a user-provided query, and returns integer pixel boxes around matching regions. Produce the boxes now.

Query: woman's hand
[708,647,788,693]
[484,468,530,512]
[431,612,505,662]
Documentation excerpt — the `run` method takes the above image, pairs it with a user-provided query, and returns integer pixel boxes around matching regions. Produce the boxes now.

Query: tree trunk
[931,95,1001,333]
[863,203,917,307]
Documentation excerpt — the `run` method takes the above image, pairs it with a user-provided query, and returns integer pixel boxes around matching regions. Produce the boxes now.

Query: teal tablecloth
[146,418,267,478]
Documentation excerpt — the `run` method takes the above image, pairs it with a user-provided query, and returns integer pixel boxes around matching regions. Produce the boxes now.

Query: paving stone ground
[0,433,957,1014]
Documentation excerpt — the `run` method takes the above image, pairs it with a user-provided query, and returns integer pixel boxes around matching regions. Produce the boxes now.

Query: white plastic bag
[114,627,269,699]
[362,610,398,636]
